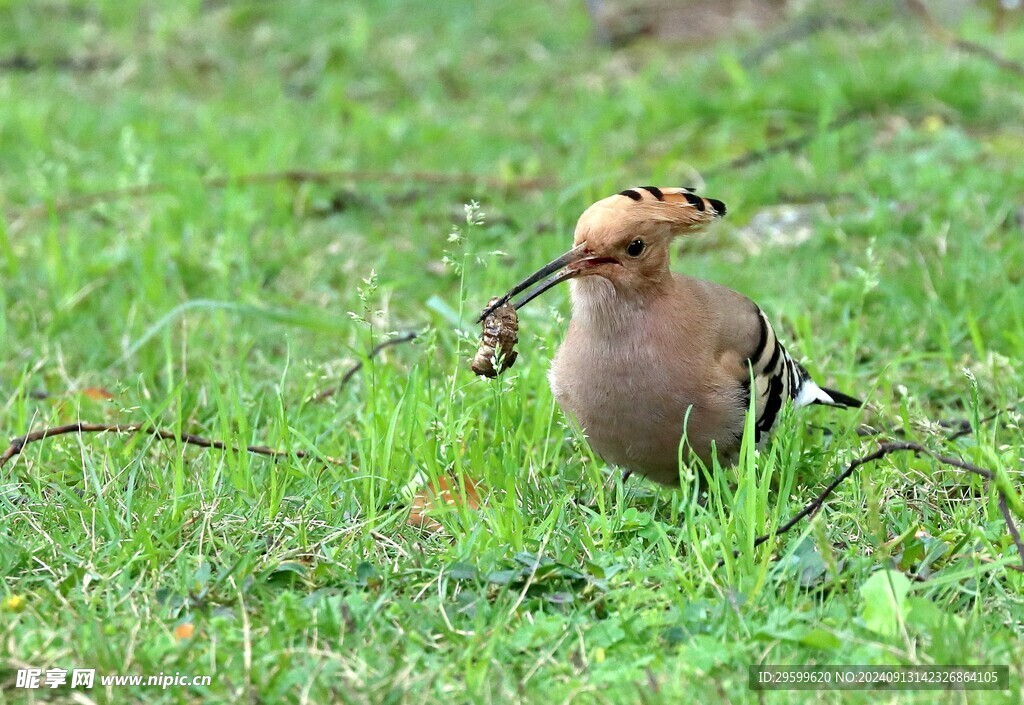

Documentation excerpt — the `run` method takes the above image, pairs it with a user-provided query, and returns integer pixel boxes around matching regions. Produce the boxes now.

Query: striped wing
[745,308,860,441]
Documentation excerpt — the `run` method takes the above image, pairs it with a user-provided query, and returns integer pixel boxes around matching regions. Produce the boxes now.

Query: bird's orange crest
[574,186,726,246]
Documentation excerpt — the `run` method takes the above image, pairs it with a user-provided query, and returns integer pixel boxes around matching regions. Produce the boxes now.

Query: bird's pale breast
[549,280,746,484]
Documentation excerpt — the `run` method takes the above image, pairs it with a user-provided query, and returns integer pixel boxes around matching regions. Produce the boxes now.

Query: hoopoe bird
[479,186,861,485]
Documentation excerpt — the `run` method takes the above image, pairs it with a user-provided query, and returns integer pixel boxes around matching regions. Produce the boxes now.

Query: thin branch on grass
[0,53,120,73]
[851,397,1022,441]
[999,494,1024,572]
[943,400,1022,441]
[753,441,992,550]
[1,330,422,469]
[906,0,1024,79]
[0,422,345,471]
[748,437,1024,571]
[741,13,867,69]
[9,170,554,225]
[702,109,867,178]
[310,331,419,403]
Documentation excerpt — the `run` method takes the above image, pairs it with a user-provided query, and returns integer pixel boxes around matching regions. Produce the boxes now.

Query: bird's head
[478,187,725,321]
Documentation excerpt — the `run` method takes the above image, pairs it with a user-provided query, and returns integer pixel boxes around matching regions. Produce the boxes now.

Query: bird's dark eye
[626,239,645,257]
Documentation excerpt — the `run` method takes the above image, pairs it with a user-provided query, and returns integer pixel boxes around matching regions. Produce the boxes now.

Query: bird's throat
[569,277,647,333]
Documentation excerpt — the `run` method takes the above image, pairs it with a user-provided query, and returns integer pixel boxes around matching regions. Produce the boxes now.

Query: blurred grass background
[1,1,1023,702]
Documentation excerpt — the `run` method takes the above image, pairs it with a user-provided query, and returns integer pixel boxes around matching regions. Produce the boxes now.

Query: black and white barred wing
[745,308,862,441]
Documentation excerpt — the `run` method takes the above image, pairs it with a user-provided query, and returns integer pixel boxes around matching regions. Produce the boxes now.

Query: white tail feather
[794,380,834,408]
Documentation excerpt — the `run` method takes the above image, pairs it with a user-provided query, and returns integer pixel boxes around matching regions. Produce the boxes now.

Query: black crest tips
[639,186,665,201]
[681,192,705,211]
[706,198,727,216]
[618,189,642,201]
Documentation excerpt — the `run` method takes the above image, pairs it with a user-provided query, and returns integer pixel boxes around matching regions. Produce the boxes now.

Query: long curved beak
[477,244,617,322]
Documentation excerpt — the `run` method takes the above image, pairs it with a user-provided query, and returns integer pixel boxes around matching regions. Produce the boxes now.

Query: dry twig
[999,494,1024,572]
[0,53,119,73]
[747,421,1024,571]
[0,422,344,470]
[1,330,421,467]
[2,330,423,467]
[906,0,1024,79]
[741,13,867,69]
[703,109,867,178]
[309,331,418,403]
[753,441,992,551]
[8,170,553,226]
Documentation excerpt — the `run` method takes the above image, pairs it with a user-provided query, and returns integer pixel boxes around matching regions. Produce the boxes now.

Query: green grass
[2,1,1023,702]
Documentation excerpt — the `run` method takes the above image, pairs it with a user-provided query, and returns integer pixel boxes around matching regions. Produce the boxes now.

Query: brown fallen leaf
[405,472,482,534]
[80,387,115,401]
[51,387,117,422]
